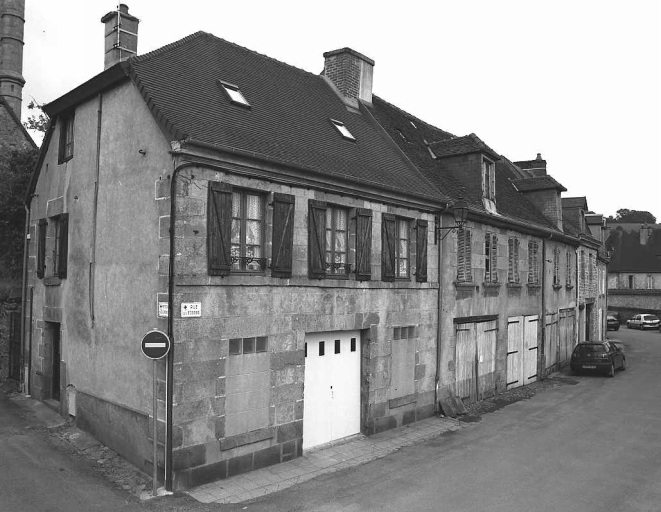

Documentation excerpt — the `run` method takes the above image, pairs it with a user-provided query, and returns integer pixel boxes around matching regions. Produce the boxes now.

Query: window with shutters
[53,214,68,279]
[580,250,586,289]
[507,237,520,284]
[382,215,410,281]
[588,253,594,288]
[566,249,573,287]
[208,183,267,276]
[58,113,74,164]
[527,240,540,285]
[36,219,47,279]
[456,228,473,283]
[484,233,498,284]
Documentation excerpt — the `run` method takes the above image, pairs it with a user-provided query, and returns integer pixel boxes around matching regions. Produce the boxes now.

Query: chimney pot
[536,153,542,160]
[101,4,140,70]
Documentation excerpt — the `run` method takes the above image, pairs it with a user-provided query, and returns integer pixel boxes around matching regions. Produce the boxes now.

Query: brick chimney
[513,153,547,177]
[101,4,139,70]
[640,224,652,246]
[0,0,26,117]
[323,48,374,106]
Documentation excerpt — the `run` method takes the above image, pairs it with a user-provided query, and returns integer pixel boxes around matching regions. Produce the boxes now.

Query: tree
[608,209,657,224]
[23,100,49,135]
[0,146,38,279]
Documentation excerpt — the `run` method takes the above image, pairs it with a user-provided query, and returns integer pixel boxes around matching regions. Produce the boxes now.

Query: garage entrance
[455,318,498,403]
[303,330,361,450]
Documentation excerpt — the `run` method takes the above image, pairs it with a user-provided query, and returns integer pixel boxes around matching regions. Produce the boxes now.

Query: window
[309,200,367,279]
[588,254,594,287]
[528,240,540,284]
[207,183,266,276]
[218,80,250,107]
[415,220,428,283]
[456,228,473,283]
[553,247,560,286]
[482,158,495,202]
[53,214,68,279]
[580,251,586,288]
[229,336,268,355]
[382,214,410,280]
[484,233,498,283]
[647,275,654,289]
[330,119,355,141]
[628,275,634,289]
[58,113,74,163]
[507,237,520,284]
[566,250,573,286]
[36,219,47,279]
[325,205,349,275]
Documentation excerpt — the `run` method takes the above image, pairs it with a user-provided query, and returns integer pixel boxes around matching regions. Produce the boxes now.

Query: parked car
[626,314,660,330]
[570,341,626,377]
[607,315,620,331]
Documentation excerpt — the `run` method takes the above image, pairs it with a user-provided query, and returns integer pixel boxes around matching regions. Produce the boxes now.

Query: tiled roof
[125,32,442,202]
[429,133,500,161]
[511,175,567,192]
[367,98,561,233]
[607,227,661,272]
[562,197,588,209]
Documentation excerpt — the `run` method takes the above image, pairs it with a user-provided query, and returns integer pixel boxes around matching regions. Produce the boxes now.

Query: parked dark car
[626,314,660,330]
[606,315,620,331]
[570,341,626,377]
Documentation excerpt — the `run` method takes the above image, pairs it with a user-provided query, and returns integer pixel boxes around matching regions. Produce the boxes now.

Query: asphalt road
[241,326,661,512]
[0,391,143,512]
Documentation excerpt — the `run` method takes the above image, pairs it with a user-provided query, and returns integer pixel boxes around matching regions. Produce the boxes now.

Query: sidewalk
[188,415,463,504]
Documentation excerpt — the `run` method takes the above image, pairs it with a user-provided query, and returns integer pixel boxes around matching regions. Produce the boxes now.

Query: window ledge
[44,276,62,286]
[552,284,563,290]
[565,284,574,290]
[454,281,476,290]
[483,282,500,289]
[506,282,522,289]
[527,283,542,290]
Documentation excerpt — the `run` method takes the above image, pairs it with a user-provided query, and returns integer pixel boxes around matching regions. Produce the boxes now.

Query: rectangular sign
[181,302,202,318]
[158,302,168,318]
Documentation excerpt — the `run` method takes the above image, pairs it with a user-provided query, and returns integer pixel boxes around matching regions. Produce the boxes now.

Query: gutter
[20,204,30,394]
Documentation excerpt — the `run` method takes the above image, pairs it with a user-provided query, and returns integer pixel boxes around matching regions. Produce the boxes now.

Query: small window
[335,340,341,354]
[58,113,74,164]
[229,336,268,355]
[319,341,325,356]
[330,119,355,141]
[231,189,265,272]
[36,219,47,279]
[325,206,349,275]
[508,237,520,284]
[382,215,410,281]
[482,157,495,202]
[219,80,250,107]
[350,338,356,352]
[484,233,498,284]
[552,247,560,286]
[53,214,69,279]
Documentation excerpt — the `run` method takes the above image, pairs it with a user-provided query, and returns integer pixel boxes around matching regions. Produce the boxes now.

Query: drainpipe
[89,94,103,326]
[20,204,30,394]
[434,207,449,413]
[540,238,547,378]
[165,158,198,491]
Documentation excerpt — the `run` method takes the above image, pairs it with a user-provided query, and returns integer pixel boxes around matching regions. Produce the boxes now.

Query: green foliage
[0,147,38,279]
[610,209,657,224]
[23,100,49,134]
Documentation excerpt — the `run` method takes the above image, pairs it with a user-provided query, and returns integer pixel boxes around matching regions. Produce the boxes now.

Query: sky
[19,0,661,221]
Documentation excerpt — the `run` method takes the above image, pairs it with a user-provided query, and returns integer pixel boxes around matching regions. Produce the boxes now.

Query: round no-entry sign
[141,330,171,360]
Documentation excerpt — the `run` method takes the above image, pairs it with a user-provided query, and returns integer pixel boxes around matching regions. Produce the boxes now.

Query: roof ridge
[372,95,456,139]
[130,31,327,83]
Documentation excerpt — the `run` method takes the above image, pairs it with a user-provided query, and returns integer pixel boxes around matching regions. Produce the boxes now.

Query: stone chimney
[513,153,547,177]
[323,48,374,106]
[0,0,26,117]
[640,224,652,246]
[101,4,139,70]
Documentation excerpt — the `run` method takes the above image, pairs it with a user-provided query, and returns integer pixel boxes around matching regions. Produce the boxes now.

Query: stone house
[606,223,661,321]
[22,5,608,490]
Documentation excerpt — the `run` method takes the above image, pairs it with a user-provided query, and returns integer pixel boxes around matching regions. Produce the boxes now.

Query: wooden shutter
[492,234,498,282]
[457,228,472,282]
[355,208,372,281]
[381,213,396,282]
[415,219,428,282]
[37,219,47,279]
[308,200,327,279]
[271,193,295,278]
[489,166,496,201]
[508,238,514,282]
[207,182,233,276]
[57,215,69,279]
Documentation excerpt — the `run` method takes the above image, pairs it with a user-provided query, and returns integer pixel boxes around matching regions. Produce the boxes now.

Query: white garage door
[303,330,361,450]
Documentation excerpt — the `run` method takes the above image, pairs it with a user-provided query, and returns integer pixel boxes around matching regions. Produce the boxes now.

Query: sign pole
[152,359,158,496]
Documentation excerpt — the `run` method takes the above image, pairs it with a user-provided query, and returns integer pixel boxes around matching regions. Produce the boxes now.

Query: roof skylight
[218,80,250,108]
[330,119,355,141]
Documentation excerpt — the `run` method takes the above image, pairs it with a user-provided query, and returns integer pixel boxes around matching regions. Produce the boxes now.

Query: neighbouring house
[606,223,661,321]
[22,5,609,490]
[0,0,36,386]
